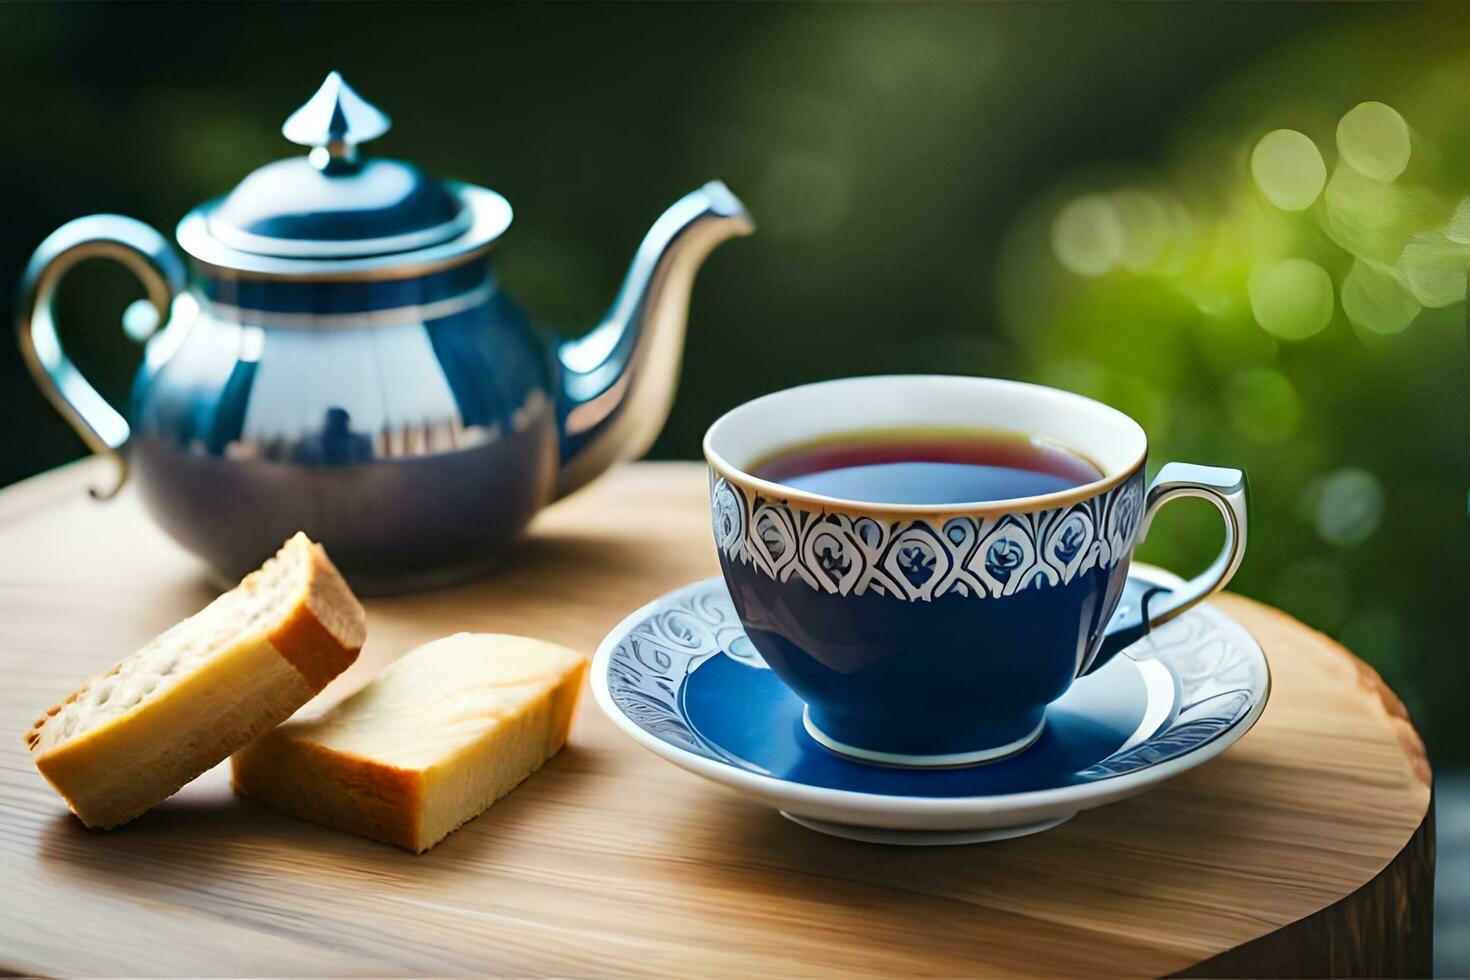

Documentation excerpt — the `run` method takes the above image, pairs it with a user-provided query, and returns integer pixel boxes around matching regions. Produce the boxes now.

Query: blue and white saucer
[591,569,1270,845]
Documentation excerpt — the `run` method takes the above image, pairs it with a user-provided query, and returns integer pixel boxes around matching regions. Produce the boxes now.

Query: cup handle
[16,215,187,499]
[1081,462,1249,676]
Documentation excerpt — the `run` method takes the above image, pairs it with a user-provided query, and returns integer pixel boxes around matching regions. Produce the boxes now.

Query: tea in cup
[705,375,1246,767]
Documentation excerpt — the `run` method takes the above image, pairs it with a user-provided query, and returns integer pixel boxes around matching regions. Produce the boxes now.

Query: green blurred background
[2,3,1467,775]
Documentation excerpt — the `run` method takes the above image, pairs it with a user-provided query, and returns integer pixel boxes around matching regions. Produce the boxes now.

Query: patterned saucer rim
[590,568,1271,821]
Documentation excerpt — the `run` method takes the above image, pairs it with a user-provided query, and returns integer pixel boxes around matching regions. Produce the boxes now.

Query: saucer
[591,569,1270,845]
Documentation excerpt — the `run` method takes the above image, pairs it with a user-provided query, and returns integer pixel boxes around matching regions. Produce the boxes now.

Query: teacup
[704,375,1247,767]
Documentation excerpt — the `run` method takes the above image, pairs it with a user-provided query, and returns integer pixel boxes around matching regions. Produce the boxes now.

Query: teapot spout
[554,181,753,498]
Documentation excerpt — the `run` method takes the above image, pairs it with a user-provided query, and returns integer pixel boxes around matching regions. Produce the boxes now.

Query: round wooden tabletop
[0,460,1434,977]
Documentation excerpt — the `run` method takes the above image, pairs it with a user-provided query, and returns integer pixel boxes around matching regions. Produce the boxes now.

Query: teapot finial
[282,71,391,172]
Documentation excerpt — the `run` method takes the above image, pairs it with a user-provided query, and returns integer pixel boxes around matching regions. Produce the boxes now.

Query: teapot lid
[178,73,512,278]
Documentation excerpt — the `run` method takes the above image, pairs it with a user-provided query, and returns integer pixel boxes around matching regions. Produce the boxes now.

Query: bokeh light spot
[1312,466,1385,546]
[1110,188,1172,272]
[1224,367,1301,443]
[1249,258,1335,339]
[1341,259,1419,334]
[122,299,160,342]
[1251,129,1326,211]
[1398,230,1470,307]
[1336,101,1411,184]
[1321,162,1431,266]
[1448,197,1470,245]
[1052,195,1124,276]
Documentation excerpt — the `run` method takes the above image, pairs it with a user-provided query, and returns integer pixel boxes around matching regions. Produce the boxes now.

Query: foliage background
[1,3,1465,763]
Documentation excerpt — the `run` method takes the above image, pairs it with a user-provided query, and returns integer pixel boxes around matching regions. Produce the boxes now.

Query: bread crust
[267,540,365,689]
[234,735,424,851]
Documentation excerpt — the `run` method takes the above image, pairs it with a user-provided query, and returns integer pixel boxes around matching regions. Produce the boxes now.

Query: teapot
[16,73,752,593]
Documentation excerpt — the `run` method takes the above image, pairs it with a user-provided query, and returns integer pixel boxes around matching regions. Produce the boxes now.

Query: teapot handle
[16,215,187,499]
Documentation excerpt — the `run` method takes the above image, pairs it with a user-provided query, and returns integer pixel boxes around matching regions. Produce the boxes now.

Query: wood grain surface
[0,460,1434,977]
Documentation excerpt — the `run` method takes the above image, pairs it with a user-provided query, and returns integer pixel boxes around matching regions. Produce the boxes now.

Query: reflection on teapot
[16,72,753,593]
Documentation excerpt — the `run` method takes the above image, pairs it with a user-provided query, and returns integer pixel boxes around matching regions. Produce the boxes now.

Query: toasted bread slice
[26,533,366,829]
[232,633,586,853]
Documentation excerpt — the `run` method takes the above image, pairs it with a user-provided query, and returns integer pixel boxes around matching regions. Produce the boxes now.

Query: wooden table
[0,460,1434,977]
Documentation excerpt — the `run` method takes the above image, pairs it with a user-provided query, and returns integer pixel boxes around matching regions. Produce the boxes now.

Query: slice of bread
[26,533,366,829]
[231,633,587,853]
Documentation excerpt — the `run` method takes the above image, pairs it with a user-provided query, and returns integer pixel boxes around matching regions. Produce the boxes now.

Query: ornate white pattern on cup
[711,477,746,553]
[712,470,1146,601]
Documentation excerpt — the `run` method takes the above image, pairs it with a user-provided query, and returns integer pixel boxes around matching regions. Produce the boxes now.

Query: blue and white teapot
[17,73,753,593]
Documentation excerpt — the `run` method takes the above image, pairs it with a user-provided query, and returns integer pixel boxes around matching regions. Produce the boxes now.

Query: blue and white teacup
[704,375,1248,768]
